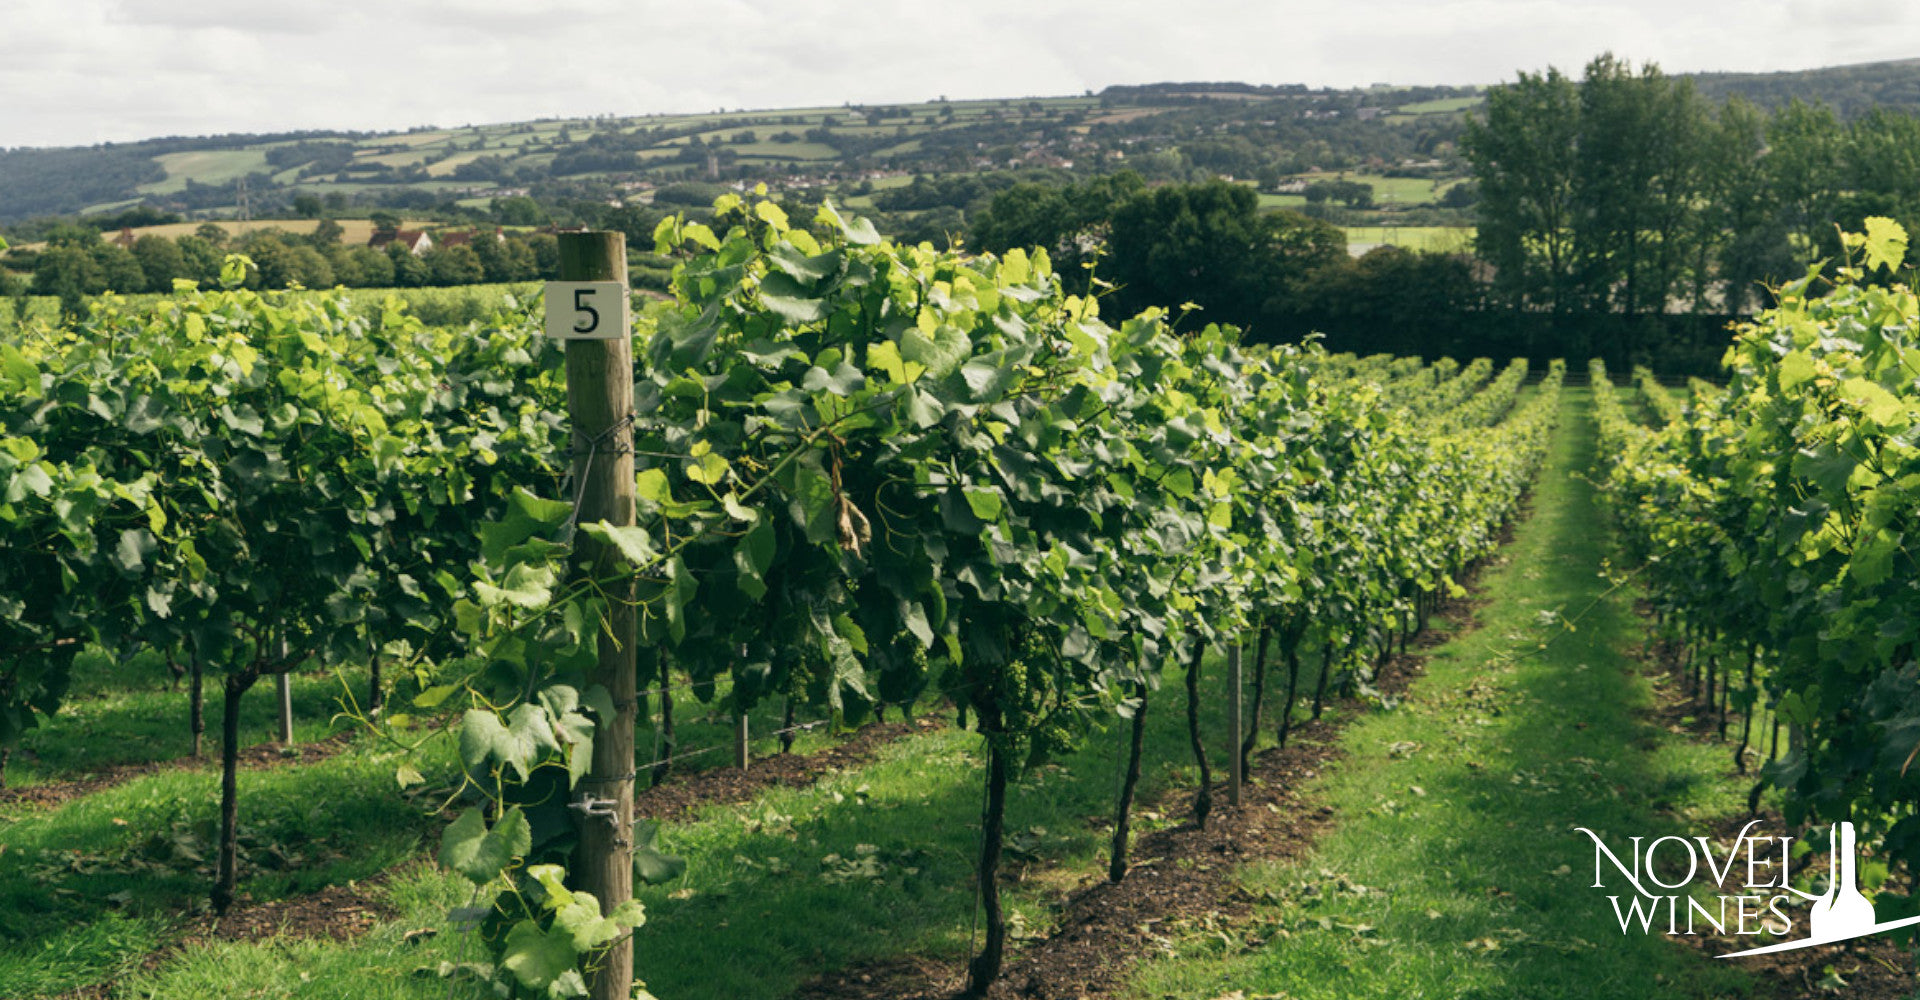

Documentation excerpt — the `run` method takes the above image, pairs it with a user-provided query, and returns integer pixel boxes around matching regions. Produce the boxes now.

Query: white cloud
[0,0,1912,149]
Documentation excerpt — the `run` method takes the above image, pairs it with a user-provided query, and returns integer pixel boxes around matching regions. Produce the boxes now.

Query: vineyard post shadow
[557,231,639,1000]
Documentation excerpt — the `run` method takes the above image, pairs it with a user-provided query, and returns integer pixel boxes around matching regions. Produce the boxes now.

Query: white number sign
[543,281,631,341]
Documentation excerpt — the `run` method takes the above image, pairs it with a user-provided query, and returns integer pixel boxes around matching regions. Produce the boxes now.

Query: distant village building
[420,229,506,249]
[369,230,433,255]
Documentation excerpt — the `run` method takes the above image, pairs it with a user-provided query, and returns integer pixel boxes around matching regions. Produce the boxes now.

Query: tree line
[7,219,565,319]
[965,55,1920,370]
[1465,53,1920,364]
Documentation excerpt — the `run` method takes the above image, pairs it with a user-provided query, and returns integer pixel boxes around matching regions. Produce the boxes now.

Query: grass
[1394,95,1483,115]
[29,623,1323,997]
[4,648,351,788]
[0,650,870,999]
[0,734,452,997]
[424,150,493,177]
[1123,389,1756,999]
[1344,225,1476,254]
[136,150,271,195]
[728,141,842,161]
[1351,173,1454,205]
[352,150,431,169]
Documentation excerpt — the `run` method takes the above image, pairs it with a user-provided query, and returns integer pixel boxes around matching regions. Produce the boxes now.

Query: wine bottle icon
[1720,819,1920,958]
[1809,821,1876,942]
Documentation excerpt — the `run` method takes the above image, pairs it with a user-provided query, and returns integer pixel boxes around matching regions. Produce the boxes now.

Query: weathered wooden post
[550,232,637,1000]
[275,639,293,744]
[1228,640,1243,807]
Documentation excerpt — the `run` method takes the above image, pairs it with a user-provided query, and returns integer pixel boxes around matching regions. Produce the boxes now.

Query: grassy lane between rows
[1125,388,1756,1000]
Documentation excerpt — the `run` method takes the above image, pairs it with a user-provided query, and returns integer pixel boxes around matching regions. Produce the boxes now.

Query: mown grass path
[1126,389,1755,1000]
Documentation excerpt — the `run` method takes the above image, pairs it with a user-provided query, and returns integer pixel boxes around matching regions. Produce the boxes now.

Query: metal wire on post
[560,413,636,534]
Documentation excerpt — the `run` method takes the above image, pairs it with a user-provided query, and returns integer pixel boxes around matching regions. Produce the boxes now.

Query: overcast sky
[2,0,1914,149]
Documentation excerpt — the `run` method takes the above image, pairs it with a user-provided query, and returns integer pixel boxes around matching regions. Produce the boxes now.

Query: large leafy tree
[1463,65,1580,316]
[1104,179,1343,333]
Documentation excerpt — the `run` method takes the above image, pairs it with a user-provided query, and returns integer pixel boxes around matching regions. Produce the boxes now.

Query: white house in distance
[368,230,433,255]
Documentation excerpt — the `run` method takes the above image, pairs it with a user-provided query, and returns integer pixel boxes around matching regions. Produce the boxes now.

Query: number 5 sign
[544,281,631,341]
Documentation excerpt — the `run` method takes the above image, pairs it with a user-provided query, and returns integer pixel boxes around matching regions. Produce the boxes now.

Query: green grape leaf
[581,521,657,568]
[759,272,829,324]
[963,487,1003,523]
[501,920,583,997]
[1776,350,1816,391]
[438,806,531,884]
[1863,216,1909,273]
[460,706,559,783]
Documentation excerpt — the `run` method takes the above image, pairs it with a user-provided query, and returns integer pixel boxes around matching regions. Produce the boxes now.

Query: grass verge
[1124,389,1757,1000]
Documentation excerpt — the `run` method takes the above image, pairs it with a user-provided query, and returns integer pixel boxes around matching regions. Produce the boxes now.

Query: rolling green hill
[4,57,1919,230]
[2,85,1471,224]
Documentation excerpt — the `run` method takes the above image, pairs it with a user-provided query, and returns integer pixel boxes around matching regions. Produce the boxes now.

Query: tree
[311,217,345,248]
[131,234,187,292]
[1839,108,1920,246]
[1463,66,1580,316]
[502,239,538,282]
[32,244,96,317]
[425,245,484,286]
[491,195,547,227]
[971,172,1144,293]
[195,222,230,247]
[1766,100,1845,258]
[42,222,102,249]
[292,193,324,218]
[1303,179,1374,208]
[527,233,560,278]
[349,246,396,287]
[387,243,427,287]
[90,243,146,294]
[1569,54,1707,327]
[1105,180,1344,334]
[1692,97,1784,312]
[175,235,224,286]
[471,233,514,283]
[285,245,335,288]
[327,245,364,287]
[245,235,291,288]
[1289,247,1486,357]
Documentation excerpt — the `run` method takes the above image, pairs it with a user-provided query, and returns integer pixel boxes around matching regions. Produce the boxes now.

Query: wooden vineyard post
[1228,641,1243,807]
[555,231,638,1000]
[734,714,750,771]
[275,637,293,744]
